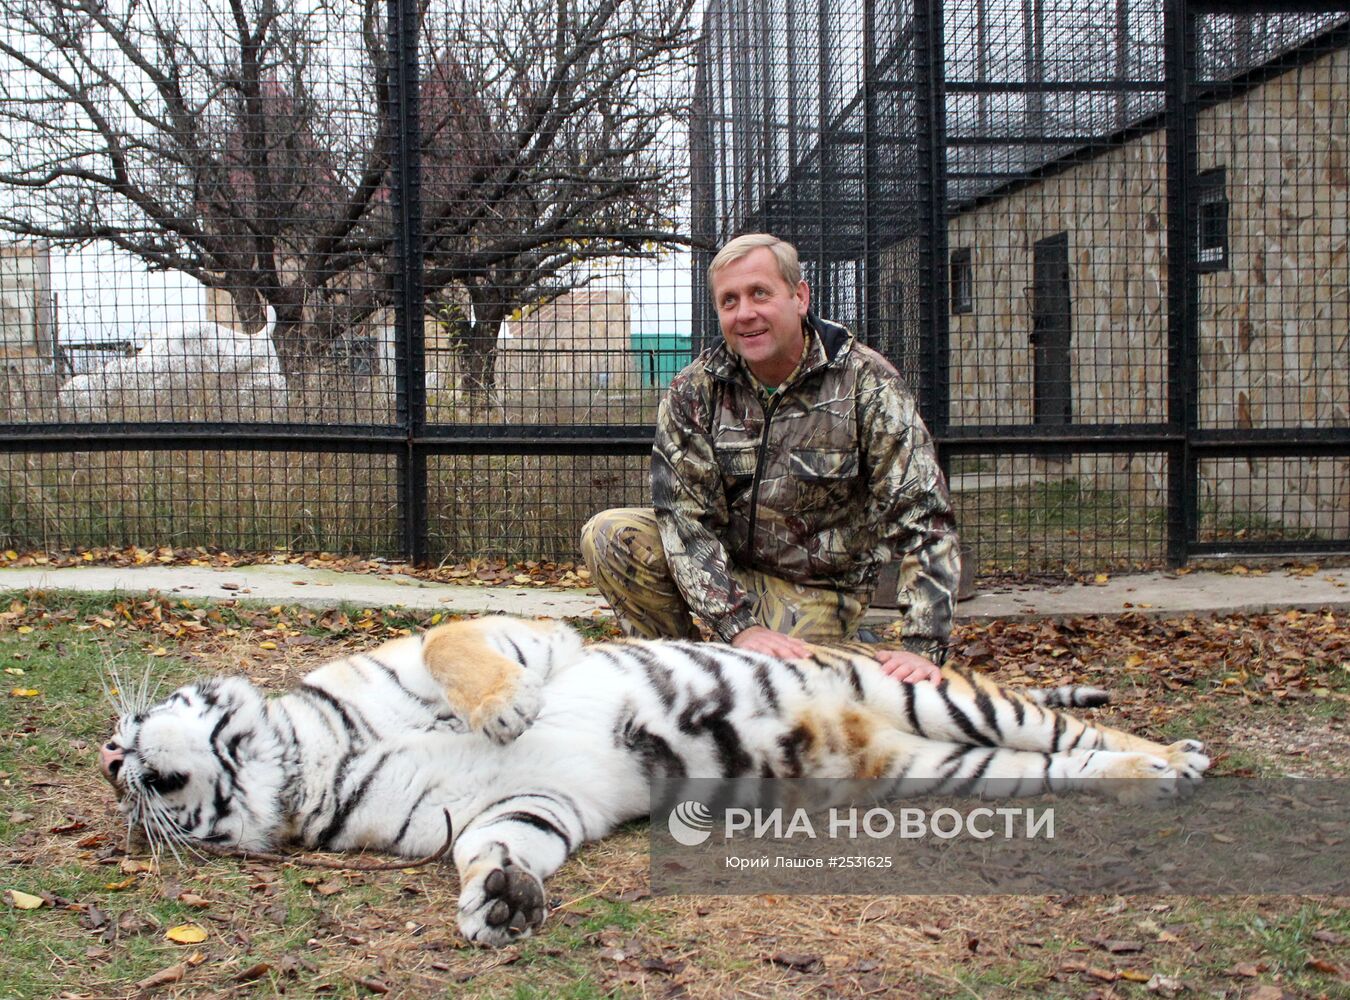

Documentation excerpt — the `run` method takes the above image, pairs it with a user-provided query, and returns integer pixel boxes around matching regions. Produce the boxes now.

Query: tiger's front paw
[469,672,543,744]
[458,855,548,947]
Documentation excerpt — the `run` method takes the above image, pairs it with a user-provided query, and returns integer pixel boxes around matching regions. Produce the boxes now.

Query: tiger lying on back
[100,616,1209,947]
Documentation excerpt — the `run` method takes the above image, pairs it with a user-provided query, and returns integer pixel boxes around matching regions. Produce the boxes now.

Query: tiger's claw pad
[459,859,547,946]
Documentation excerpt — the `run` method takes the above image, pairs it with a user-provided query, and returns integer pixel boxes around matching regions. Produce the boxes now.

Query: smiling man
[581,234,960,681]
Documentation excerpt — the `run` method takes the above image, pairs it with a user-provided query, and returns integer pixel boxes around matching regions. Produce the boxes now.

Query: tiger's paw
[458,851,547,947]
[1099,751,1183,805]
[1163,739,1210,788]
[468,673,544,744]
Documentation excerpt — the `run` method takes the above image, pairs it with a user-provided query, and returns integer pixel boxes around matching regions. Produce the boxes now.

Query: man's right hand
[731,625,811,660]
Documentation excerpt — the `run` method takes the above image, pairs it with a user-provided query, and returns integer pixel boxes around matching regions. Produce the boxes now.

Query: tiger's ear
[422,621,526,726]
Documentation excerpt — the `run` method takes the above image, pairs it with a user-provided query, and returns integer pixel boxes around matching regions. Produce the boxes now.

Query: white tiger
[99,616,1209,947]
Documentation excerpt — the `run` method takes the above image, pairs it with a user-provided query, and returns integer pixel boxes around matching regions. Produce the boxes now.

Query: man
[581,234,959,682]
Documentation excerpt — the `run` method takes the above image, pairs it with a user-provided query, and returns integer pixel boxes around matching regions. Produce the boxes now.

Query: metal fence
[0,0,1346,578]
[693,0,1350,575]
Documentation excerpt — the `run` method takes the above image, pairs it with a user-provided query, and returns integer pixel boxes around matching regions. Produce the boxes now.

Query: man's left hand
[871,648,942,684]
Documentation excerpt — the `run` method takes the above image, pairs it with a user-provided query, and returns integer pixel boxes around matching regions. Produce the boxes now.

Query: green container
[631,334,693,387]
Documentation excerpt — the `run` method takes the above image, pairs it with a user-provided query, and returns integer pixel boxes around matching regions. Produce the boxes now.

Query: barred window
[1196,168,1229,271]
[950,248,974,314]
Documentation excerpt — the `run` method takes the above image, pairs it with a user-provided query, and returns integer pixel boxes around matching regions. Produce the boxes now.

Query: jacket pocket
[715,441,760,479]
[789,449,859,481]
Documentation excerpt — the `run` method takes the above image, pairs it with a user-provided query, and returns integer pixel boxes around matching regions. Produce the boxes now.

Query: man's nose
[731,298,758,326]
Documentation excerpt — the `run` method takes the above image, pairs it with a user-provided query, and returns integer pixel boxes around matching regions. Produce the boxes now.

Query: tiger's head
[100,676,285,854]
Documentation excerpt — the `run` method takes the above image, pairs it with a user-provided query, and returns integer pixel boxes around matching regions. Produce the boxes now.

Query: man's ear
[795,279,810,315]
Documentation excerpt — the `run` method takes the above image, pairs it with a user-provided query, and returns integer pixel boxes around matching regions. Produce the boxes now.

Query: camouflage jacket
[651,314,960,661]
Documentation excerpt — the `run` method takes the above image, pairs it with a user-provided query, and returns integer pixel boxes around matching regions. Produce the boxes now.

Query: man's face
[711,247,810,387]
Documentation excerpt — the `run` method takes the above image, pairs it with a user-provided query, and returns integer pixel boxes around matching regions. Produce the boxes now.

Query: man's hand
[871,648,942,684]
[731,625,810,660]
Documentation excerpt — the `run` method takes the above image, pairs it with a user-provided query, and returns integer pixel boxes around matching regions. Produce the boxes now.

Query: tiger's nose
[100,741,125,781]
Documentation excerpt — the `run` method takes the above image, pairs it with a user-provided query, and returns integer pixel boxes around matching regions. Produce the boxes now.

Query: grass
[954,477,1168,574]
[2,443,1341,578]
[2,593,1348,997]
[1200,502,1332,544]
[0,449,651,564]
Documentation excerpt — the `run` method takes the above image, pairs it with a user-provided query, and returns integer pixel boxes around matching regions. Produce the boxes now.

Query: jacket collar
[705,312,854,385]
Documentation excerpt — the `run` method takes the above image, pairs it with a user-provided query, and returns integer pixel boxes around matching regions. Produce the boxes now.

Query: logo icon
[667,800,714,846]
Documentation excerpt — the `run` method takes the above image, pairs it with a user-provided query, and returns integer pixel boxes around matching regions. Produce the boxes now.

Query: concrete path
[1,561,1347,623]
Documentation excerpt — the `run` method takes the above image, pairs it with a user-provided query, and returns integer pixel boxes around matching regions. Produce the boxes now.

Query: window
[950,248,973,314]
[1195,168,1229,271]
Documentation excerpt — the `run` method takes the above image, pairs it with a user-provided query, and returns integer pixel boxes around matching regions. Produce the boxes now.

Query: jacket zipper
[744,391,782,559]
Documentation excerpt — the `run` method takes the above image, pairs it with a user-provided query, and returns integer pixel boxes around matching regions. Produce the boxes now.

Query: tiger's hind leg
[822,714,1195,805]
[808,649,1211,793]
[422,617,584,744]
[921,668,1211,790]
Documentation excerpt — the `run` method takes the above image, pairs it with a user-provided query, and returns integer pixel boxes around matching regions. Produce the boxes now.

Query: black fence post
[690,41,716,356]
[1164,0,1197,568]
[388,0,428,565]
[915,0,949,437]
[862,0,881,352]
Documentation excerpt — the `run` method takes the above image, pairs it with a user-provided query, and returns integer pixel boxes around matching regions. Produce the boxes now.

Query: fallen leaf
[1306,957,1342,975]
[1092,938,1145,954]
[1247,988,1288,1000]
[639,957,684,974]
[135,963,187,991]
[233,962,273,983]
[768,952,822,972]
[4,889,45,909]
[1145,975,1183,995]
[165,923,208,944]
[9,688,39,698]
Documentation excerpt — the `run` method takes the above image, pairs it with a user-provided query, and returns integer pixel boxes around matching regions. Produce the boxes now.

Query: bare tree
[0,0,696,389]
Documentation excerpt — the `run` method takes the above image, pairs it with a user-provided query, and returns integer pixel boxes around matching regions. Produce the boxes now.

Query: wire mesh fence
[0,0,1345,575]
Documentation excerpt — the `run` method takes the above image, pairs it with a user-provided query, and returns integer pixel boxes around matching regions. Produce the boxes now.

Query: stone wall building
[917,44,1348,536]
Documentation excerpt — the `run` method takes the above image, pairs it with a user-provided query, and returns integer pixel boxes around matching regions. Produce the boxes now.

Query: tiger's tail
[1023,685,1110,708]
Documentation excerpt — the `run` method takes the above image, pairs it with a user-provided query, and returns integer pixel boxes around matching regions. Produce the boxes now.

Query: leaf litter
[0,594,1346,996]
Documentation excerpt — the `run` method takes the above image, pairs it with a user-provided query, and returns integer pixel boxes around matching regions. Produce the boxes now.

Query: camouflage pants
[580,507,866,641]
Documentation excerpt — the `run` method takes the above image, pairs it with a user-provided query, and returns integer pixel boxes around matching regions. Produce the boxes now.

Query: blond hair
[708,234,801,291]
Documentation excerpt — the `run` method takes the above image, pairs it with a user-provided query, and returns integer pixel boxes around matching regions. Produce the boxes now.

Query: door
[1032,232,1072,426]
